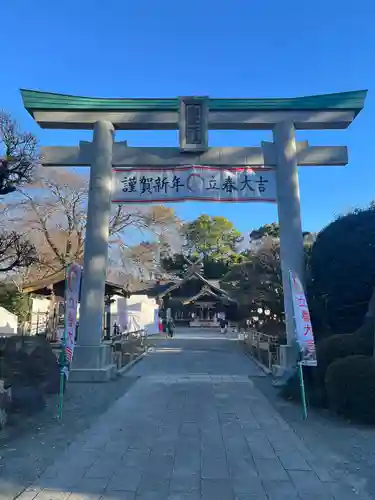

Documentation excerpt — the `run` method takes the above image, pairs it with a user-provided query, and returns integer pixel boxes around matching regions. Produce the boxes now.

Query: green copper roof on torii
[20,89,367,114]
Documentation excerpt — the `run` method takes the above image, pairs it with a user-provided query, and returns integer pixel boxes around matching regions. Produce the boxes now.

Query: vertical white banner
[289,270,317,366]
[63,263,82,377]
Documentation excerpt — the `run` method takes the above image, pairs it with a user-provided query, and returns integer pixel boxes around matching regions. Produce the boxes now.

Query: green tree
[221,238,285,334]
[0,283,31,326]
[184,215,243,259]
[250,222,312,242]
[308,203,375,335]
[250,222,280,241]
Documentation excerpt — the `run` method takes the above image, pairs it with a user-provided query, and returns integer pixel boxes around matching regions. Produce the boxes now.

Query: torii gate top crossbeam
[21,89,367,131]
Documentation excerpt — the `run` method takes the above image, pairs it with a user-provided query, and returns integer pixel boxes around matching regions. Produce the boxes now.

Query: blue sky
[1,0,374,238]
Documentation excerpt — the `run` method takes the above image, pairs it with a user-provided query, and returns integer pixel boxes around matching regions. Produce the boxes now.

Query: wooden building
[133,271,236,328]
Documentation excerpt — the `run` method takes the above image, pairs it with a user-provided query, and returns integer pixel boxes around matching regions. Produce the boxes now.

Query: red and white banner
[111,165,276,204]
[289,270,317,366]
[63,263,82,377]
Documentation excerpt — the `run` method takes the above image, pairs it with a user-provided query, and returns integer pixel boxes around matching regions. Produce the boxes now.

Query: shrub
[279,365,327,408]
[280,324,373,408]
[325,355,375,424]
[315,330,373,388]
[308,204,375,335]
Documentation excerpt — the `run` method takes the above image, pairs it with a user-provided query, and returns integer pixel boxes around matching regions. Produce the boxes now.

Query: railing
[110,328,147,370]
[240,329,281,372]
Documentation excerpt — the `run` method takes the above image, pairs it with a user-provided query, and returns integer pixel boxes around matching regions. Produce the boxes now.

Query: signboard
[62,263,82,378]
[289,270,317,366]
[179,96,208,152]
[111,166,276,204]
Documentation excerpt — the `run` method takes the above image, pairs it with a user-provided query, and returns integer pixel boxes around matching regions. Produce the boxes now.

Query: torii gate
[21,89,367,381]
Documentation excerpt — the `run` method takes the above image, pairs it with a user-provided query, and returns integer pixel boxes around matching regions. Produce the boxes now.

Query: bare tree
[0,232,36,272]
[6,167,182,282]
[0,111,38,195]
[0,111,38,273]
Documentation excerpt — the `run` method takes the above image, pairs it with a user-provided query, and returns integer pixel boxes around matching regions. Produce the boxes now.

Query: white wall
[31,297,50,313]
[0,306,18,335]
[110,294,159,334]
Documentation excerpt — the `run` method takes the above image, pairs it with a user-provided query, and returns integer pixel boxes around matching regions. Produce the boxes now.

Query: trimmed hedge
[315,330,373,388]
[325,355,375,424]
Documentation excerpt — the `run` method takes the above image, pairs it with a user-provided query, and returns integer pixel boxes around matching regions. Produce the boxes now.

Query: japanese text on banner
[289,270,317,367]
[111,165,276,204]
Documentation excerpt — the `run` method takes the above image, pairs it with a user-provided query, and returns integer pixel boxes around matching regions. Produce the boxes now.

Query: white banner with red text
[111,165,276,204]
[289,269,317,367]
[62,263,82,378]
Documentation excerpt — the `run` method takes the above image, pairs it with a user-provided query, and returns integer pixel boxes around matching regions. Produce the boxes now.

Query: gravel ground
[0,372,140,499]
[253,374,375,497]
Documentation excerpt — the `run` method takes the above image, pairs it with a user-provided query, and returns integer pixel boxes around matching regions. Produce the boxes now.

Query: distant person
[167,318,175,338]
[219,317,228,335]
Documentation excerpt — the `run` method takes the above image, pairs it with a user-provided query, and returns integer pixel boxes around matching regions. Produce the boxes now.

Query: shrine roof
[22,270,128,298]
[131,280,178,297]
[21,89,367,115]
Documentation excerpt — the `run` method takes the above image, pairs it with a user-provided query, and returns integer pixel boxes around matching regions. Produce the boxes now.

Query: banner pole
[58,264,69,421]
[298,362,308,420]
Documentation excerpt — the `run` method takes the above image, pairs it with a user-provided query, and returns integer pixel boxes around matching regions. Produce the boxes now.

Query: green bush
[280,325,374,407]
[315,330,373,388]
[279,365,327,408]
[325,355,375,424]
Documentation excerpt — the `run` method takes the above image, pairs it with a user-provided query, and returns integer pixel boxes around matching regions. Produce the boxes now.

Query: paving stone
[234,494,267,500]
[201,478,235,500]
[289,470,332,499]
[68,494,102,500]
[107,469,143,492]
[70,477,110,494]
[253,457,289,481]
[201,456,229,478]
[262,480,300,500]
[232,475,265,495]
[16,488,42,500]
[101,493,135,500]
[170,473,200,492]
[134,491,169,500]
[275,448,312,471]
[34,491,70,500]
[168,493,201,500]
[137,477,170,494]
[86,459,117,479]
[121,449,151,468]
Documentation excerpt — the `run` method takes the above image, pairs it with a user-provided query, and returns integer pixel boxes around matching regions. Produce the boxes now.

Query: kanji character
[140,176,153,195]
[121,176,137,193]
[154,176,169,194]
[171,175,185,192]
[297,297,307,308]
[256,176,269,193]
[206,175,220,190]
[240,174,255,192]
[222,176,237,193]
[304,324,312,336]
[301,309,310,322]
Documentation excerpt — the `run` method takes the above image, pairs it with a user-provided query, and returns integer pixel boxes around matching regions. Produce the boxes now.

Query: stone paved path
[15,331,367,499]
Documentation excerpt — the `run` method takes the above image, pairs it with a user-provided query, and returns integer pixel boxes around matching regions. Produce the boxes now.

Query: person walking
[219,317,228,335]
[167,318,175,338]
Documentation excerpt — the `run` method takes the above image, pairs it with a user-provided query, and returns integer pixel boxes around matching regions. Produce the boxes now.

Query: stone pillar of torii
[33,92,361,381]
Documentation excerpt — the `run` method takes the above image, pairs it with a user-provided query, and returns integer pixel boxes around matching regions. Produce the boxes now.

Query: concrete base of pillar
[69,344,116,382]
[273,344,298,377]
